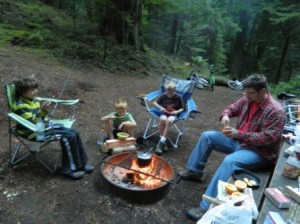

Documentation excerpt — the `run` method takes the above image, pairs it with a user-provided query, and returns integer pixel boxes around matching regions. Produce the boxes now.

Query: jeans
[185,130,268,211]
[45,128,88,171]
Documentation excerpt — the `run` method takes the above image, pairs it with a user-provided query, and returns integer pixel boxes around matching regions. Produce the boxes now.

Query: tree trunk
[168,14,179,55]
[72,0,77,33]
[100,0,143,49]
[128,0,143,50]
[229,7,249,78]
[54,0,65,9]
[85,0,93,21]
[275,32,291,83]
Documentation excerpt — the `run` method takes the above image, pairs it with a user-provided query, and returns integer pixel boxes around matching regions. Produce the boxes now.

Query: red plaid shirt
[222,94,285,163]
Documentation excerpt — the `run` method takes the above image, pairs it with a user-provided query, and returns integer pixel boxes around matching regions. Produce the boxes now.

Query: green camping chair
[5,83,79,173]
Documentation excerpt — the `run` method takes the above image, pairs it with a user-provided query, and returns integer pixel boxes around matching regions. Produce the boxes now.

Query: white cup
[294,144,300,153]
[289,136,300,146]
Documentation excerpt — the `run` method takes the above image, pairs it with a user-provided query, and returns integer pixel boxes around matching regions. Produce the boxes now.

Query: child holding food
[99,99,137,143]
[153,81,184,155]
[12,76,94,180]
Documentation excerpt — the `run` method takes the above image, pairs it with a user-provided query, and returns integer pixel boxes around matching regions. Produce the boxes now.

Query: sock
[160,136,166,143]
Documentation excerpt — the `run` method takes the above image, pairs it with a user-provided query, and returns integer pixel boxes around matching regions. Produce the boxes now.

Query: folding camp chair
[5,83,79,173]
[137,74,200,148]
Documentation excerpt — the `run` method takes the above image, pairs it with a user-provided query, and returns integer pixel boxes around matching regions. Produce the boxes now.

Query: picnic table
[256,142,300,223]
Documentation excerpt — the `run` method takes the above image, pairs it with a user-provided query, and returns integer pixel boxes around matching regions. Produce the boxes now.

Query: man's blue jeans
[185,130,268,211]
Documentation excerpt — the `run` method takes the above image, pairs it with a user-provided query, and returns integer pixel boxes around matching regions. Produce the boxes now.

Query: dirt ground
[0,47,242,224]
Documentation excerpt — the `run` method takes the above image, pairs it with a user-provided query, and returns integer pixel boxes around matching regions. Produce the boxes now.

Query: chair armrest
[187,98,201,114]
[136,90,162,112]
[144,90,162,101]
[7,112,37,132]
[36,97,79,105]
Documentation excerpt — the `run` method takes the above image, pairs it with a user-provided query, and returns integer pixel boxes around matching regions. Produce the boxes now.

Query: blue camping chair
[137,74,201,148]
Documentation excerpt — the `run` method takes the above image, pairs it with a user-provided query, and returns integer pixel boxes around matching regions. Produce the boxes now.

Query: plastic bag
[197,200,252,224]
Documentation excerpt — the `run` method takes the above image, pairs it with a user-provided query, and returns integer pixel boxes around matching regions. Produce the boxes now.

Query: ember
[122,157,163,188]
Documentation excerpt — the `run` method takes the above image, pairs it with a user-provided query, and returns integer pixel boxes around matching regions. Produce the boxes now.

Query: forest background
[0,0,300,93]
[0,1,300,223]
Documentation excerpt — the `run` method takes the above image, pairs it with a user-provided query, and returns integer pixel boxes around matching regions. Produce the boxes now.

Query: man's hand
[220,115,230,128]
[222,126,239,138]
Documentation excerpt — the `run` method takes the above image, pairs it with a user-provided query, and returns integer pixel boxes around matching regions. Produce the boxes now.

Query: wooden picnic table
[256,142,300,224]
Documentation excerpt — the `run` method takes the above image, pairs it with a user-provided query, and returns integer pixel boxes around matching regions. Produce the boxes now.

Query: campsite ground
[0,47,241,224]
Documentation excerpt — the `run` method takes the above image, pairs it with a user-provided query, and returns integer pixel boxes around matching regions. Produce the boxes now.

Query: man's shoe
[83,163,94,174]
[186,206,206,221]
[179,170,204,182]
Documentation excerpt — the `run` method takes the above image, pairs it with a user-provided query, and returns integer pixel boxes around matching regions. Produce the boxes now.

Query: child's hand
[118,123,124,130]
[41,101,51,109]
[160,107,166,113]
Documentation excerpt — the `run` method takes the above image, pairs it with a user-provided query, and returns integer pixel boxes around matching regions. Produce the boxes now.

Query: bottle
[36,117,45,141]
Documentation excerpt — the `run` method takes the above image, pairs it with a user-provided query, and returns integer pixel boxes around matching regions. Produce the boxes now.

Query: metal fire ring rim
[100,152,175,191]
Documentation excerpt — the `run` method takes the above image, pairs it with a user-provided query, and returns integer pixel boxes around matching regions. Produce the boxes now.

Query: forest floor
[0,46,241,224]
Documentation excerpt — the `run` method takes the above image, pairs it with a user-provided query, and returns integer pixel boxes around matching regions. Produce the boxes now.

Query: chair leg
[167,121,184,149]
[10,136,62,174]
[143,116,160,139]
[10,141,32,165]
[35,151,61,174]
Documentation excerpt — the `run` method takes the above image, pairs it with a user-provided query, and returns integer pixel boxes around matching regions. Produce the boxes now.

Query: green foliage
[270,75,300,96]
[0,0,299,84]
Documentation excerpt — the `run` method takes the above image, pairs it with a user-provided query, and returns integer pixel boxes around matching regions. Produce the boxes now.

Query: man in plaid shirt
[179,74,285,221]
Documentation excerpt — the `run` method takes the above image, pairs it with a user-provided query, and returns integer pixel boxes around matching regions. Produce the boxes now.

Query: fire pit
[100,152,177,204]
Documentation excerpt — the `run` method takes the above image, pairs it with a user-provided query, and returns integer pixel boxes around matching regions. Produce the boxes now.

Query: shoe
[97,134,108,145]
[186,206,206,221]
[68,171,85,179]
[179,170,204,182]
[155,142,163,155]
[161,141,168,152]
[59,169,85,180]
[100,142,108,153]
[83,163,94,174]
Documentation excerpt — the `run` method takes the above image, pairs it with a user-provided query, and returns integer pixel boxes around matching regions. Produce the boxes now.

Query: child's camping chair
[137,74,200,148]
[5,83,79,173]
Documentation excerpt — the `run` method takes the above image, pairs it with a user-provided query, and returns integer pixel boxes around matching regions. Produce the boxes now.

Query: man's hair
[243,74,268,91]
[13,76,38,98]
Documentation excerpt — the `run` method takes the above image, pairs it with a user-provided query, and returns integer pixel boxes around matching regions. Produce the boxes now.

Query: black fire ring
[100,152,177,204]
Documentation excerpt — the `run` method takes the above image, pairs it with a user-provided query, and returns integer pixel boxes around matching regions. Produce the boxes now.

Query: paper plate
[232,169,261,189]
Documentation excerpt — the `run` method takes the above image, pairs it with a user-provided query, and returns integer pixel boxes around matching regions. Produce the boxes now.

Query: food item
[222,127,232,135]
[243,177,257,187]
[225,183,238,195]
[264,188,292,209]
[231,191,244,198]
[249,180,257,186]
[231,192,245,206]
[234,180,247,191]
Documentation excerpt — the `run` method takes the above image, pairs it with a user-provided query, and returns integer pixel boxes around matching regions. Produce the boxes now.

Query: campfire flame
[128,157,162,188]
